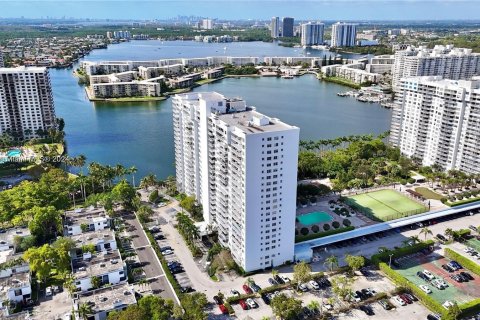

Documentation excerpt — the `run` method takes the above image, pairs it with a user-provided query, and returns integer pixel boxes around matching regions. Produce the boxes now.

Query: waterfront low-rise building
[322,61,383,84]
[73,284,136,320]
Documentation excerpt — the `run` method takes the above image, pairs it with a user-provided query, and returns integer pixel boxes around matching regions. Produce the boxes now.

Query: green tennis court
[346,189,427,221]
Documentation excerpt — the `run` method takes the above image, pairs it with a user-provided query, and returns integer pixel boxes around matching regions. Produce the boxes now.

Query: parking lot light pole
[389,254,394,268]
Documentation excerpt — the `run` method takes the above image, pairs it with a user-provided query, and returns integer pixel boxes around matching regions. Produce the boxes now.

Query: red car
[219,304,228,314]
[242,284,253,294]
[239,299,248,310]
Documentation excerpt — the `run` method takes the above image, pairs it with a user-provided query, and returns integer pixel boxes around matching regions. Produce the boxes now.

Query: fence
[343,197,427,222]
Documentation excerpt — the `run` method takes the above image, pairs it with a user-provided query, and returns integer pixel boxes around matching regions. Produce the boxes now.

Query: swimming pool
[297,211,333,225]
[6,149,21,157]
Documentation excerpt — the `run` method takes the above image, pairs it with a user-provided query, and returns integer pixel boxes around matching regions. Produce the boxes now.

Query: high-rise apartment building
[271,17,280,38]
[0,52,4,68]
[331,22,357,47]
[281,17,294,37]
[392,45,480,89]
[300,22,325,46]
[173,92,299,272]
[0,66,56,140]
[200,19,214,30]
[390,76,480,174]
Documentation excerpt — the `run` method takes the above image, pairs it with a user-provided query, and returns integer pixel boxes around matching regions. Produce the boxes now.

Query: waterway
[50,40,391,179]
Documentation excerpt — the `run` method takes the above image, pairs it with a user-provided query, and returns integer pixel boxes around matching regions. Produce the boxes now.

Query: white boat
[282,75,294,79]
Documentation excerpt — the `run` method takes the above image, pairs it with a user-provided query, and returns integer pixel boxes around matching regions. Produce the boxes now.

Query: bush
[332,221,340,229]
[300,227,309,236]
[311,225,320,233]
[343,219,351,227]
[444,248,480,276]
[371,240,434,265]
[148,189,159,203]
[323,224,331,231]
[295,226,355,243]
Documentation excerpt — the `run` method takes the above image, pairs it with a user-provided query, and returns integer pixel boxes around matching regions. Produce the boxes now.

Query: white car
[309,280,320,290]
[45,287,53,297]
[246,298,257,308]
[442,301,455,309]
[393,295,406,306]
[298,283,308,292]
[423,270,435,280]
[324,303,334,311]
[281,275,291,283]
[162,249,173,255]
[431,279,444,290]
[419,284,432,294]
[464,247,474,253]
[366,288,377,296]
[230,289,240,297]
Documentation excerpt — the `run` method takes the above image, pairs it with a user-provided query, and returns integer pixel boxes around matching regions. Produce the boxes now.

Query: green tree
[51,237,76,277]
[270,293,303,320]
[78,302,94,320]
[180,292,208,320]
[108,305,146,320]
[28,206,62,244]
[419,227,433,241]
[293,261,312,290]
[446,301,461,320]
[112,180,137,210]
[331,275,354,301]
[137,205,154,223]
[344,255,365,274]
[91,276,101,289]
[23,244,57,284]
[149,189,159,203]
[324,254,339,272]
[137,295,174,320]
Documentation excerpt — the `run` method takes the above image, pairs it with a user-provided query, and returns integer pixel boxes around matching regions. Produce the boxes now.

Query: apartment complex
[390,76,480,174]
[271,17,280,38]
[0,52,4,67]
[392,45,480,89]
[282,17,294,37]
[301,22,325,46]
[200,19,214,30]
[0,66,56,140]
[331,22,357,47]
[173,92,299,272]
[321,61,383,84]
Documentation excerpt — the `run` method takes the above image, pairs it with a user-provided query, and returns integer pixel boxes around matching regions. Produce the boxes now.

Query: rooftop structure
[64,207,111,236]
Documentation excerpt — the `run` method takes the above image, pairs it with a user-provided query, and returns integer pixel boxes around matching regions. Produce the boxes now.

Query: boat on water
[282,75,294,79]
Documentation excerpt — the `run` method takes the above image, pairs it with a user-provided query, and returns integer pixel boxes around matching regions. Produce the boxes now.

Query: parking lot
[337,299,431,320]
[394,249,480,305]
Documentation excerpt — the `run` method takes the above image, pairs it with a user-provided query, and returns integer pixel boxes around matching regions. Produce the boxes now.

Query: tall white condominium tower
[173,92,300,272]
[271,17,280,38]
[0,66,56,140]
[392,45,480,89]
[300,22,325,46]
[390,76,480,174]
[331,22,357,47]
[0,52,4,67]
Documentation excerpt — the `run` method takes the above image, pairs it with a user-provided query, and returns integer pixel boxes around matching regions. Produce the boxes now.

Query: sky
[0,0,479,21]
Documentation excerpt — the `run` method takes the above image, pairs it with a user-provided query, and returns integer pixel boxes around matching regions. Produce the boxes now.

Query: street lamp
[388,254,394,268]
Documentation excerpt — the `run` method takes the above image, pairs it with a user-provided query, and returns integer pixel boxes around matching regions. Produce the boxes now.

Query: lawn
[415,187,445,200]
[346,189,427,221]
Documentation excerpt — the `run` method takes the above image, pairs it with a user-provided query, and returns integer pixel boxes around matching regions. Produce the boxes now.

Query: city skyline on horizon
[1,0,480,21]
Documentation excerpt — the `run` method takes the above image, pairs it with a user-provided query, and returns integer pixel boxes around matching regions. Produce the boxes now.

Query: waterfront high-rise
[173,92,299,272]
[392,45,480,89]
[331,22,357,47]
[281,17,294,37]
[200,19,214,30]
[0,66,56,140]
[300,22,325,46]
[0,52,4,68]
[271,17,280,38]
[390,76,480,174]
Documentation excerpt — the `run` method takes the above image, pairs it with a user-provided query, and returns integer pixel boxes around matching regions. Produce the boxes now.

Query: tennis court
[346,189,427,221]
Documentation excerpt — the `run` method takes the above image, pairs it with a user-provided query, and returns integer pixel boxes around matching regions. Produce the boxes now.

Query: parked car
[379,299,392,310]
[422,270,435,280]
[309,280,320,290]
[427,314,442,320]
[298,283,308,292]
[261,294,271,305]
[303,307,313,318]
[365,288,376,296]
[213,296,223,305]
[242,284,253,294]
[464,247,474,253]
[361,288,373,298]
[469,225,477,232]
[417,271,430,281]
[442,301,454,309]
[323,303,334,311]
[45,287,53,297]
[400,294,412,304]
[180,286,193,293]
[460,271,474,280]
[239,299,248,310]
[449,261,462,270]
[457,272,469,282]
[154,234,165,240]
[356,290,367,301]
[419,285,432,294]
[436,234,447,242]
[442,264,454,272]
[281,275,291,283]
[162,249,173,255]
[431,279,445,290]
[350,292,361,302]
[359,305,375,316]
[360,267,371,276]
[230,289,240,297]
[450,274,463,283]
[246,298,257,309]
[160,246,172,252]
[268,278,278,286]
[274,275,284,284]
[250,283,261,293]
[393,295,406,306]
[218,304,228,314]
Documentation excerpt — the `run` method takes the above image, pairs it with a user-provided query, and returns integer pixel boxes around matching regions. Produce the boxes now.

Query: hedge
[371,240,434,265]
[295,226,355,243]
[447,197,480,207]
[226,293,257,304]
[444,248,480,276]
[379,262,449,319]
[258,283,291,295]
[224,301,235,315]
[460,298,480,318]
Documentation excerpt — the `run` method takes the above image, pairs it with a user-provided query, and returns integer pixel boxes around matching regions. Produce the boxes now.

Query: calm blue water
[50,41,391,179]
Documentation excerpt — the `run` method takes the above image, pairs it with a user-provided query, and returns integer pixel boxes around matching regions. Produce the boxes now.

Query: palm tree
[409,235,420,244]
[77,302,93,320]
[129,166,137,188]
[445,228,454,240]
[324,255,339,272]
[307,300,320,312]
[419,227,433,241]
